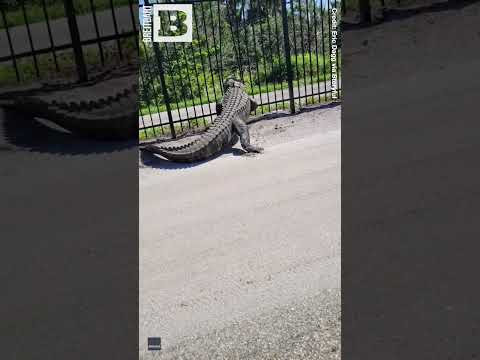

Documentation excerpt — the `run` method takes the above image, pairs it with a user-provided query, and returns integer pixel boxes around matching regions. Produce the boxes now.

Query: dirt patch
[248,105,341,149]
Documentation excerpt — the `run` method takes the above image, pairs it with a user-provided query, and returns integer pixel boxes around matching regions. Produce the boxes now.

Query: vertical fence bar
[273,0,286,108]
[161,46,184,132]
[290,0,301,104]
[21,1,39,78]
[327,0,333,100]
[153,43,176,139]
[180,43,199,127]
[109,0,123,59]
[1,7,20,82]
[41,0,59,71]
[140,40,165,135]
[320,0,328,102]
[358,0,371,23]
[199,3,218,103]
[138,104,149,139]
[240,0,263,115]
[139,66,157,137]
[128,0,139,52]
[239,0,255,107]
[264,4,278,111]
[281,0,295,114]
[227,2,244,81]
[216,0,224,85]
[312,0,321,103]
[305,0,314,103]
[207,1,223,95]
[298,0,308,104]
[193,5,214,121]
[63,0,87,82]
[172,42,192,129]
[187,42,207,126]
[257,2,272,113]
[88,0,105,65]
[241,1,263,114]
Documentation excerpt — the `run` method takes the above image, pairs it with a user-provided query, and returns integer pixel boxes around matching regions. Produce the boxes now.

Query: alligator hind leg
[232,117,263,153]
[249,98,258,113]
[230,132,239,146]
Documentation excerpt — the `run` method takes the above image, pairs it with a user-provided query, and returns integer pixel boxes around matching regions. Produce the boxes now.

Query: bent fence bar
[139,0,342,139]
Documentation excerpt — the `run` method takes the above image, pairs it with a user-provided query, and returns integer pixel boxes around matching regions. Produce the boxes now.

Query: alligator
[140,78,263,163]
[0,64,137,140]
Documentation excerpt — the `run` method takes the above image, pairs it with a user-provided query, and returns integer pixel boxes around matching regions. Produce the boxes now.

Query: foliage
[140,0,341,112]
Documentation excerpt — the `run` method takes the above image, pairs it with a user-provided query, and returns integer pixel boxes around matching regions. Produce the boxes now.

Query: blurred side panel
[1,0,139,359]
[342,1,480,359]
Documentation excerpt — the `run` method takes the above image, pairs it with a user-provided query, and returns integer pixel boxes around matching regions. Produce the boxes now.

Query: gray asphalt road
[158,289,340,360]
[0,6,137,57]
[139,106,341,359]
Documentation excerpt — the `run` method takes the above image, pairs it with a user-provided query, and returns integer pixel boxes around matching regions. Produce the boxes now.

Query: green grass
[0,0,132,29]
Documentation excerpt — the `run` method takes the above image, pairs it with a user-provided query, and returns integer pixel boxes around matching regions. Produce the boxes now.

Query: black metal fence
[0,0,138,84]
[139,0,341,139]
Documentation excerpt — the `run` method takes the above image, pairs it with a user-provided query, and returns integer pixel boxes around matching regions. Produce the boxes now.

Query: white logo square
[152,4,193,43]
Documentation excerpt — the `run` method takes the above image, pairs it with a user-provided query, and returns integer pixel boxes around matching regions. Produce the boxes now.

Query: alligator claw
[247,146,264,153]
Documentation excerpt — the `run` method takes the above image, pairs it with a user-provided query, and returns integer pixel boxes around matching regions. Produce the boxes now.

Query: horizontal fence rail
[139,0,341,140]
[0,0,138,84]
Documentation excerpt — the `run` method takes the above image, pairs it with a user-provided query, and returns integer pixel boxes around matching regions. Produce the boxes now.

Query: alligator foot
[233,117,263,155]
[245,145,264,153]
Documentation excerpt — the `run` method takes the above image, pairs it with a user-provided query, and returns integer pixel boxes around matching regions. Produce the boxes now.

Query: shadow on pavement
[139,146,247,170]
[0,108,136,156]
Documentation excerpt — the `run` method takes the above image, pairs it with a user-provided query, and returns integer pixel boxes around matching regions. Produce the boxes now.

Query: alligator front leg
[216,102,223,115]
[232,117,263,153]
[230,131,239,146]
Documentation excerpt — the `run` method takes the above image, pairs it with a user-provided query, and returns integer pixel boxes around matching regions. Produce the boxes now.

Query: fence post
[281,0,295,114]
[63,0,87,82]
[153,43,176,139]
[358,0,372,23]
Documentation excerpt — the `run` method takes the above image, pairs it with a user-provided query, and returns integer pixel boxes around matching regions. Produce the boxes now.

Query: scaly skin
[141,78,263,163]
[0,64,138,140]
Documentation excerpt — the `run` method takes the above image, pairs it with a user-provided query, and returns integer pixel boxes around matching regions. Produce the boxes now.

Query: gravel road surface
[139,105,341,359]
